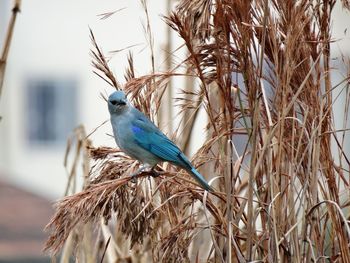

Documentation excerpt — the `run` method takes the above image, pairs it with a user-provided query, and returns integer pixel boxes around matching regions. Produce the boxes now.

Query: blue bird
[108,90,212,191]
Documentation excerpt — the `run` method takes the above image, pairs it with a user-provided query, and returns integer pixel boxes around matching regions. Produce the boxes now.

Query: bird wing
[130,108,212,191]
[130,111,191,168]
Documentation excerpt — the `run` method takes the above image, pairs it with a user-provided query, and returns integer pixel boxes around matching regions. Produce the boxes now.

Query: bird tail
[189,167,213,192]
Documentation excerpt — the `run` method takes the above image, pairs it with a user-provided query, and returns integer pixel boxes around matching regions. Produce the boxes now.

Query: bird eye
[110,100,117,105]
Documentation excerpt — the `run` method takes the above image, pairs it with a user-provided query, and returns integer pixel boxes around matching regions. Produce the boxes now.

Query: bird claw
[130,166,158,183]
[150,170,160,178]
[129,165,145,184]
[130,173,138,184]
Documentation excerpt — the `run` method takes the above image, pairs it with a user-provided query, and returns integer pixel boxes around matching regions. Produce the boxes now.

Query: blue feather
[189,168,212,191]
[132,125,142,134]
[130,116,212,191]
[131,120,186,166]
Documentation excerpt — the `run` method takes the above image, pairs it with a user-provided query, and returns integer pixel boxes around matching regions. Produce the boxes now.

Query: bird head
[108,91,128,114]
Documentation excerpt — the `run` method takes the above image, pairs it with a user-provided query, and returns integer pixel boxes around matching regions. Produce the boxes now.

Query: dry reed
[0,0,21,106]
[45,1,350,262]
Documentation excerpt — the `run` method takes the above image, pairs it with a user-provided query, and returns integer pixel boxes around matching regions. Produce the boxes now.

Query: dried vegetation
[45,0,350,262]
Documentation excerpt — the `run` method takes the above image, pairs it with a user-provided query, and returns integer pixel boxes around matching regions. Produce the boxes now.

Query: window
[25,78,77,146]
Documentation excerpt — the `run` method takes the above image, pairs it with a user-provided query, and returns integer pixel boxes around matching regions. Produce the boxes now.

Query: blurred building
[0,180,53,263]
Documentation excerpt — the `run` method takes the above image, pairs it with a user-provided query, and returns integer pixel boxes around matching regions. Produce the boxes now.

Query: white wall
[331,4,350,158]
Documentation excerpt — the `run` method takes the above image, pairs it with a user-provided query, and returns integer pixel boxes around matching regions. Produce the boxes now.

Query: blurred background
[0,0,349,262]
[0,0,171,262]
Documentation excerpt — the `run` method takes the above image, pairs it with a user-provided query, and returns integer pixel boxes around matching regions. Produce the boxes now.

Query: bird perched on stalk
[108,90,212,192]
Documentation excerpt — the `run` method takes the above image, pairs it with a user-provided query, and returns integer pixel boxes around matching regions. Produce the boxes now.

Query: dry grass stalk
[0,0,21,103]
[90,29,120,90]
[45,1,350,262]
